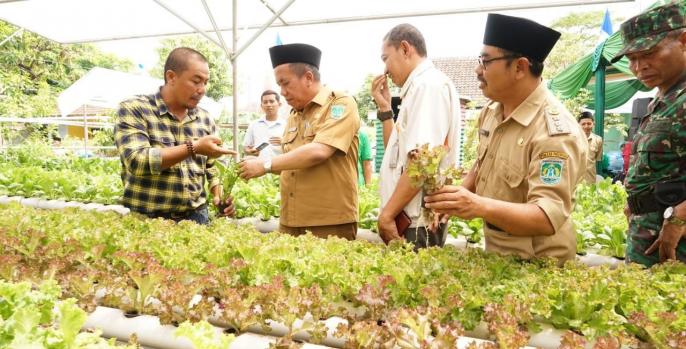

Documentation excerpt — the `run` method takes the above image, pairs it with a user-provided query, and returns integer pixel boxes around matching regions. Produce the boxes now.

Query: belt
[627,191,664,215]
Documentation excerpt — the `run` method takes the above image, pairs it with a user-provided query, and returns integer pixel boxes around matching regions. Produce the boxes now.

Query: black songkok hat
[269,43,322,69]
[483,13,561,63]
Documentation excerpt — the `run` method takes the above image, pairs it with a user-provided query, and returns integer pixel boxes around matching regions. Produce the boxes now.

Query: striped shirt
[114,91,220,215]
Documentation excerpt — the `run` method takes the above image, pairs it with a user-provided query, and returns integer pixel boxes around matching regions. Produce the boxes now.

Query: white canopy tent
[57,67,222,118]
[0,0,634,151]
[55,67,222,153]
[605,89,656,114]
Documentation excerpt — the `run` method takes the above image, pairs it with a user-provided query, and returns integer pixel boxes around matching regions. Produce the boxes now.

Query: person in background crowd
[243,90,286,161]
[358,130,373,186]
[611,2,686,266]
[578,111,604,183]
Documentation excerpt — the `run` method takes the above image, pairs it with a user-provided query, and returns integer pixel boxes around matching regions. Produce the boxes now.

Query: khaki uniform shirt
[475,83,587,263]
[280,87,360,227]
[583,133,603,183]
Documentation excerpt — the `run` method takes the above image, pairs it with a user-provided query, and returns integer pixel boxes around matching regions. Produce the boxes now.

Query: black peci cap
[483,13,561,63]
[269,43,322,69]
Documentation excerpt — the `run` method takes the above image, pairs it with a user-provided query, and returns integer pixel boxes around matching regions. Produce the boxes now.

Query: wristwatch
[263,159,272,174]
[663,206,686,226]
[377,110,394,121]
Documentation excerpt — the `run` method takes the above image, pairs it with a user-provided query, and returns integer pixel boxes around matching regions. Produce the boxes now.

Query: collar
[662,72,686,101]
[295,86,332,115]
[155,87,199,122]
[400,59,433,99]
[259,117,283,125]
[310,86,332,107]
[487,82,547,127]
[649,73,686,115]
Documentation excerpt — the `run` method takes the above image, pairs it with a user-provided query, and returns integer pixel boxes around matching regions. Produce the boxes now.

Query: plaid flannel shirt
[114,91,220,215]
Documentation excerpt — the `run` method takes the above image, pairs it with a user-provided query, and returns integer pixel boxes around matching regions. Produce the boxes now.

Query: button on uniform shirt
[243,117,286,162]
[583,133,603,183]
[114,92,220,215]
[379,59,461,226]
[280,87,360,227]
[475,83,587,264]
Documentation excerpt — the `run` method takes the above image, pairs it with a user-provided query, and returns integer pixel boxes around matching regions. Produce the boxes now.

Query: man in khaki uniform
[578,111,603,183]
[239,43,360,240]
[425,14,587,264]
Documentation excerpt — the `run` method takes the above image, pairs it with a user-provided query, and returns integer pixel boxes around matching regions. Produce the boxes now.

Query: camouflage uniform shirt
[625,74,686,266]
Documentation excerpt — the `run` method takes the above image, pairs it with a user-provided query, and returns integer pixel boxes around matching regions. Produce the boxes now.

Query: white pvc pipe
[86,306,518,349]
[577,253,624,269]
[252,218,279,234]
[84,306,336,349]
[356,228,383,243]
[84,306,196,349]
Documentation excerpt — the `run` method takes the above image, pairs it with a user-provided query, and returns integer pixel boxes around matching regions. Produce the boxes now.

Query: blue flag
[275,33,283,45]
[601,9,613,36]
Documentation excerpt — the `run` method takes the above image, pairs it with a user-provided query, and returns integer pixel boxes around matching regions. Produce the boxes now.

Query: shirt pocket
[589,141,598,153]
[636,119,675,171]
[149,136,175,148]
[303,127,316,142]
[637,130,677,173]
[497,161,527,202]
[501,162,526,189]
[282,128,299,152]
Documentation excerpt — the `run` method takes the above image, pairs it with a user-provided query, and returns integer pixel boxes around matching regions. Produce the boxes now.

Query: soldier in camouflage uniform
[611,1,686,266]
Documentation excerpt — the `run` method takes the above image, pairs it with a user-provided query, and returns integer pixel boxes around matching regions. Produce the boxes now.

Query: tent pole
[0,28,22,47]
[153,0,221,47]
[200,0,232,58]
[232,0,238,159]
[84,105,88,156]
[593,63,606,176]
[231,0,296,60]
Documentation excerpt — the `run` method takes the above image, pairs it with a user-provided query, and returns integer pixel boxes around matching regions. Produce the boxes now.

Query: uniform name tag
[288,127,297,132]
[538,151,569,160]
[479,129,490,137]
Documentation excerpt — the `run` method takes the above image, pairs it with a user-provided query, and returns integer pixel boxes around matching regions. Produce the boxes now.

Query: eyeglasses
[478,55,518,70]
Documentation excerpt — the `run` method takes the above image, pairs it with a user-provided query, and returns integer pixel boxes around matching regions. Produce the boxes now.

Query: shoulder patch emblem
[331,104,346,119]
[538,151,569,160]
[540,159,564,185]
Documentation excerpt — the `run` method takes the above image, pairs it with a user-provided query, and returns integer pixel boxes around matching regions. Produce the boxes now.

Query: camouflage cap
[611,1,686,63]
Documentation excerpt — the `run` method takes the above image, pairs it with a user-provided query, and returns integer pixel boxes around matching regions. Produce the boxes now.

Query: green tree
[544,11,623,79]
[560,88,627,135]
[547,12,628,136]
[150,35,232,100]
[354,74,375,125]
[0,20,133,117]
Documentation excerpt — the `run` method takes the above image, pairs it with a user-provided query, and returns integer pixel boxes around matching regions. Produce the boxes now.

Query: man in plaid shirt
[115,47,235,224]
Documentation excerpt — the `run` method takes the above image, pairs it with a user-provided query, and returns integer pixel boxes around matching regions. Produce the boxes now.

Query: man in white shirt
[243,90,286,161]
[371,23,461,248]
